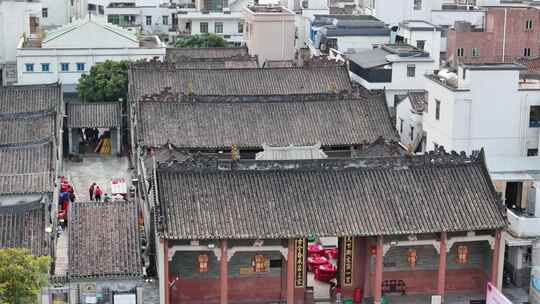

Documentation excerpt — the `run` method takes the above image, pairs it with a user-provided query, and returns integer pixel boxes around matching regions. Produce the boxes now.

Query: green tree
[0,248,51,304]
[175,33,228,48]
[77,60,130,102]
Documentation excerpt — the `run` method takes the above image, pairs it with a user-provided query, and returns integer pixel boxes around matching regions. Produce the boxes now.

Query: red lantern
[370,246,377,256]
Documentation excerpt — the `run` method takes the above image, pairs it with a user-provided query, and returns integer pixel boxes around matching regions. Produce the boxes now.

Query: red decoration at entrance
[370,246,377,256]
[353,288,363,304]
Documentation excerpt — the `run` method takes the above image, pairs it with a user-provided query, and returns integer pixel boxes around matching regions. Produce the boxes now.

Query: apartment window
[472,47,480,57]
[524,48,532,57]
[457,47,464,57]
[528,149,539,156]
[60,63,69,72]
[410,126,414,141]
[407,64,416,77]
[399,118,404,133]
[98,5,104,15]
[238,22,243,33]
[530,105,540,127]
[41,63,50,72]
[526,20,533,31]
[162,15,169,25]
[88,3,96,11]
[215,22,223,34]
[416,40,425,50]
[435,100,441,120]
[414,0,422,10]
[108,15,120,25]
[146,16,152,26]
[25,64,34,72]
[200,22,208,33]
[76,63,85,72]
[42,8,48,18]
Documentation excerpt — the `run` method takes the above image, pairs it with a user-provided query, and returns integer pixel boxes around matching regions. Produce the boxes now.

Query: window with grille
[435,100,441,120]
[526,20,533,31]
[472,48,480,57]
[215,22,223,33]
[407,65,416,77]
[200,22,209,33]
[524,48,532,57]
[457,48,464,57]
[414,0,422,10]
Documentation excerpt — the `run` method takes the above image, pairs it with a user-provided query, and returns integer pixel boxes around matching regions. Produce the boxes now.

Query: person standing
[89,183,96,201]
[94,185,103,202]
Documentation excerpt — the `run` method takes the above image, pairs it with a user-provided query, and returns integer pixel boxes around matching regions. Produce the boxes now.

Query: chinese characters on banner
[343,237,354,286]
[295,239,306,287]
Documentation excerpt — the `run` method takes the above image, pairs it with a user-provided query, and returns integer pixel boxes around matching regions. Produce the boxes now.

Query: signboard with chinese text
[343,236,354,286]
[295,239,306,287]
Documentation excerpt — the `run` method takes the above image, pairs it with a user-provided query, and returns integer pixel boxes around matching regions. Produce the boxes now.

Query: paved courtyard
[63,155,132,201]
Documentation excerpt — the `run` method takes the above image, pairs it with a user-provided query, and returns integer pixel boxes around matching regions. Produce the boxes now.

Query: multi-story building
[0,0,42,85]
[242,6,296,64]
[346,44,436,111]
[16,17,165,92]
[104,0,246,45]
[447,5,540,65]
[40,0,109,29]
[423,63,540,158]
[305,15,390,55]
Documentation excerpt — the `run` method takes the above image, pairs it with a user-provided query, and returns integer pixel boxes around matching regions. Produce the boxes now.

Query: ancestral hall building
[152,149,506,304]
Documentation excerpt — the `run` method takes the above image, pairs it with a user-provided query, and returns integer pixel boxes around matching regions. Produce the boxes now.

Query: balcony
[507,209,540,238]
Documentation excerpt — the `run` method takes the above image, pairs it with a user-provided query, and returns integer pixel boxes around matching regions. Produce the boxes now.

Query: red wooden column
[373,236,384,304]
[287,239,295,304]
[437,232,447,301]
[491,230,502,285]
[163,239,170,304]
[220,240,228,304]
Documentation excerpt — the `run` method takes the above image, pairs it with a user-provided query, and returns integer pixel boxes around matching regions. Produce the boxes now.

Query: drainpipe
[502,8,507,62]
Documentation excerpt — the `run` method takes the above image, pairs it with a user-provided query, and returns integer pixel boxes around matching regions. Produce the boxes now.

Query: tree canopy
[0,248,51,304]
[77,60,130,102]
[175,34,228,48]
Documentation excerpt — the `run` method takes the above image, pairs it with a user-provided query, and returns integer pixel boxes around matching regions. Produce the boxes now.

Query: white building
[395,91,427,152]
[16,17,165,92]
[243,5,296,64]
[361,0,443,27]
[396,20,441,69]
[486,156,540,297]
[40,0,109,29]
[306,15,390,55]
[0,0,42,85]
[105,0,246,45]
[346,44,435,111]
[423,63,540,158]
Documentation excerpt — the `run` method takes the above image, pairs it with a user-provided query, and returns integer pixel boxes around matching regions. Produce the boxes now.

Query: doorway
[306,236,339,301]
[505,182,523,210]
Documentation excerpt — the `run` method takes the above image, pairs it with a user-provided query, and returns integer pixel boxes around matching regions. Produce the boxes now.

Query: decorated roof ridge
[0,138,53,150]
[0,110,56,120]
[138,83,382,103]
[156,146,482,173]
[0,198,45,214]
[129,59,347,71]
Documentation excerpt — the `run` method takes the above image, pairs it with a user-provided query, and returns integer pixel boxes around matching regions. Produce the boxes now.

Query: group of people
[88,182,106,202]
[58,177,76,228]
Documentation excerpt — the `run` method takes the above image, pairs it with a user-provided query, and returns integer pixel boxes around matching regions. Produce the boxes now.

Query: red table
[308,244,324,256]
[307,255,328,272]
[315,263,337,282]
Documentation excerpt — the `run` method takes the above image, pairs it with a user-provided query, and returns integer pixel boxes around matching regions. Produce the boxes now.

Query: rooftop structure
[68,200,142,280]
[156,148,506,240]
[128,65,353,102]
[66,102,122,129]
[0,83,62,114]
[137,88,398,150]
[0,199,50,256]
[164,47,259,68]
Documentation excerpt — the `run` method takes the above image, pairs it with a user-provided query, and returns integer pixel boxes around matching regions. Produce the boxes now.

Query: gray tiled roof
[346,48,390,69]
[66,102,122,128]
[0,200,49,256]
[138,92,397,149]
[0,83,62,114]
[173,60,258,69]
[156,150,506,240]
[165,47,250,61]
[68,200,142,280]
[0,141,54,195]
[0,112,56,145]
[128,66,352,101]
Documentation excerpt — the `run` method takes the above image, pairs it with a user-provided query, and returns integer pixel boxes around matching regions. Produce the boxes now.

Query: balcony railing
[507,209,540,238]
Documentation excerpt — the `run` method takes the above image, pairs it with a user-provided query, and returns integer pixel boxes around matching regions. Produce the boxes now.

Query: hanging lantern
[370,246,377,256]
[197,254,209,273]
[407,249,417,268]
[457,245,469,264]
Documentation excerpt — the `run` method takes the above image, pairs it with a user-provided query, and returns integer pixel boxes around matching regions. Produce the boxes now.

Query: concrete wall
[41,0,70,28]
[243,7,296,64]
[335,35,390,53]
[398,27,441,69]
[0,1,41,64]
[372,0,442,27]
[396,97,423,146]
[17,46,165,88]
